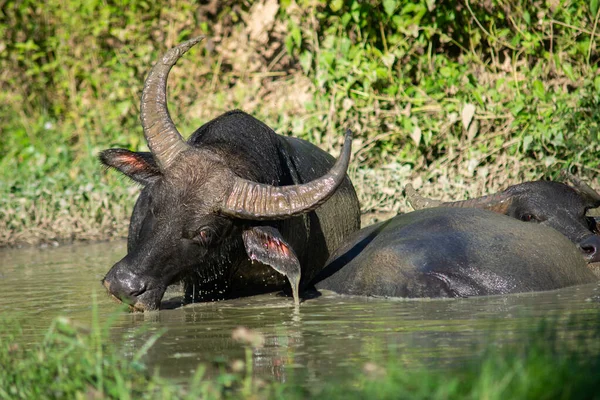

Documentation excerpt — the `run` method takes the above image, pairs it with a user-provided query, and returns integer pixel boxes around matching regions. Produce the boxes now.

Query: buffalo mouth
[102,278,165,312]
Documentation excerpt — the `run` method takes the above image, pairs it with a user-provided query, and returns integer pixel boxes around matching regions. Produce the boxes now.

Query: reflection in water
[1,241,600,384]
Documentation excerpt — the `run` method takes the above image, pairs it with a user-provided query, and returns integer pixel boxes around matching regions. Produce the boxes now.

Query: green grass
[1,305,600,399]
[1,0,599,245]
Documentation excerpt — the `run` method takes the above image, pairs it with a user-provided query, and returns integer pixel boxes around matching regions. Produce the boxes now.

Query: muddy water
[1,241,600,383]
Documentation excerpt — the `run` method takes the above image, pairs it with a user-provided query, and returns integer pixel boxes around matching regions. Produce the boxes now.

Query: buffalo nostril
[581,245,596,255]
[125,281,147,297]
[578,236,600,263]
[103,268,148,300]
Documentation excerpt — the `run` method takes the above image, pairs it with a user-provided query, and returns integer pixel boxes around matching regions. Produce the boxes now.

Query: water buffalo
[313,208,597,298]
[405,175,600,263]
[100,37,360,311]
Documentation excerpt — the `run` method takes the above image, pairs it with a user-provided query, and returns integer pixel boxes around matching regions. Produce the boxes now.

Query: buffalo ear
[242,226,301,305]
[99,149,161,185]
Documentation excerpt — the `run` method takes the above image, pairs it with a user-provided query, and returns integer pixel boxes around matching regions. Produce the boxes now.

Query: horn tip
[343,129,353,145]
[162,36,206,64]
[339,128,353,156]
[186,35,206,47]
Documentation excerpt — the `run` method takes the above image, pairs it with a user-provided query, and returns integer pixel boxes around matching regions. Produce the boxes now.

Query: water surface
[1,241,599,383]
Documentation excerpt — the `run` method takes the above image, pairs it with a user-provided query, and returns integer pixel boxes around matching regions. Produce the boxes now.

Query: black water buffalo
[313,208,598,298]
[405,175,600,263]
[100,37,360,311]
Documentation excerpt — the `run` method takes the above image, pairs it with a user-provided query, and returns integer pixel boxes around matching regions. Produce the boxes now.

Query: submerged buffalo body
[313,208,597,298]
[405,176,600,263]
[100,37,360,311]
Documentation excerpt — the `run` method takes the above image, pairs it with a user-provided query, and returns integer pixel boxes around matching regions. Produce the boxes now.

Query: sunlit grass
[1,302,600,399]
[1,0,599,245]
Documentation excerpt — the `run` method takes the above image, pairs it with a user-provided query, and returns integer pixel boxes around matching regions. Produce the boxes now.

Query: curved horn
[141,36,205,170]
[404,184,442,210]
[220,130,354,220]
[440,191,513,214]
[561,170,600,207]
[406,184,513,214]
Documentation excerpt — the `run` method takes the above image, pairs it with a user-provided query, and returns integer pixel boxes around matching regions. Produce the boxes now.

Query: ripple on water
[1,241,599,383]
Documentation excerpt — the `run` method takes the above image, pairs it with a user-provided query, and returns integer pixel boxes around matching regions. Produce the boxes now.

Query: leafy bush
[1,0,599,245]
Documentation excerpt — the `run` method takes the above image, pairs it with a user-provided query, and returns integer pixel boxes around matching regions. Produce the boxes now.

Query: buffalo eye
[520,214,537,222]
[192,227,214,246]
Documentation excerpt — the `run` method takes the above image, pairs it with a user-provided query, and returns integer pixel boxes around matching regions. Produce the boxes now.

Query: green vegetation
[2,307,600,399]
[1,0,599,245]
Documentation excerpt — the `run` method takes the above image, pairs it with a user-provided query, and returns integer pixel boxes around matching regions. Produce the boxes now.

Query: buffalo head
[100,37,354,311]
[405,175,600,263]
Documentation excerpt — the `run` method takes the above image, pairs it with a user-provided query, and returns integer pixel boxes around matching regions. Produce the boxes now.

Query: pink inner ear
[117,153,148,170]
[279,243,290,256]
[265,238,290,256]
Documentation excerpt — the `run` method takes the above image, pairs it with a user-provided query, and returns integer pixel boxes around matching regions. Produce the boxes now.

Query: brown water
[1,241,600,384]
